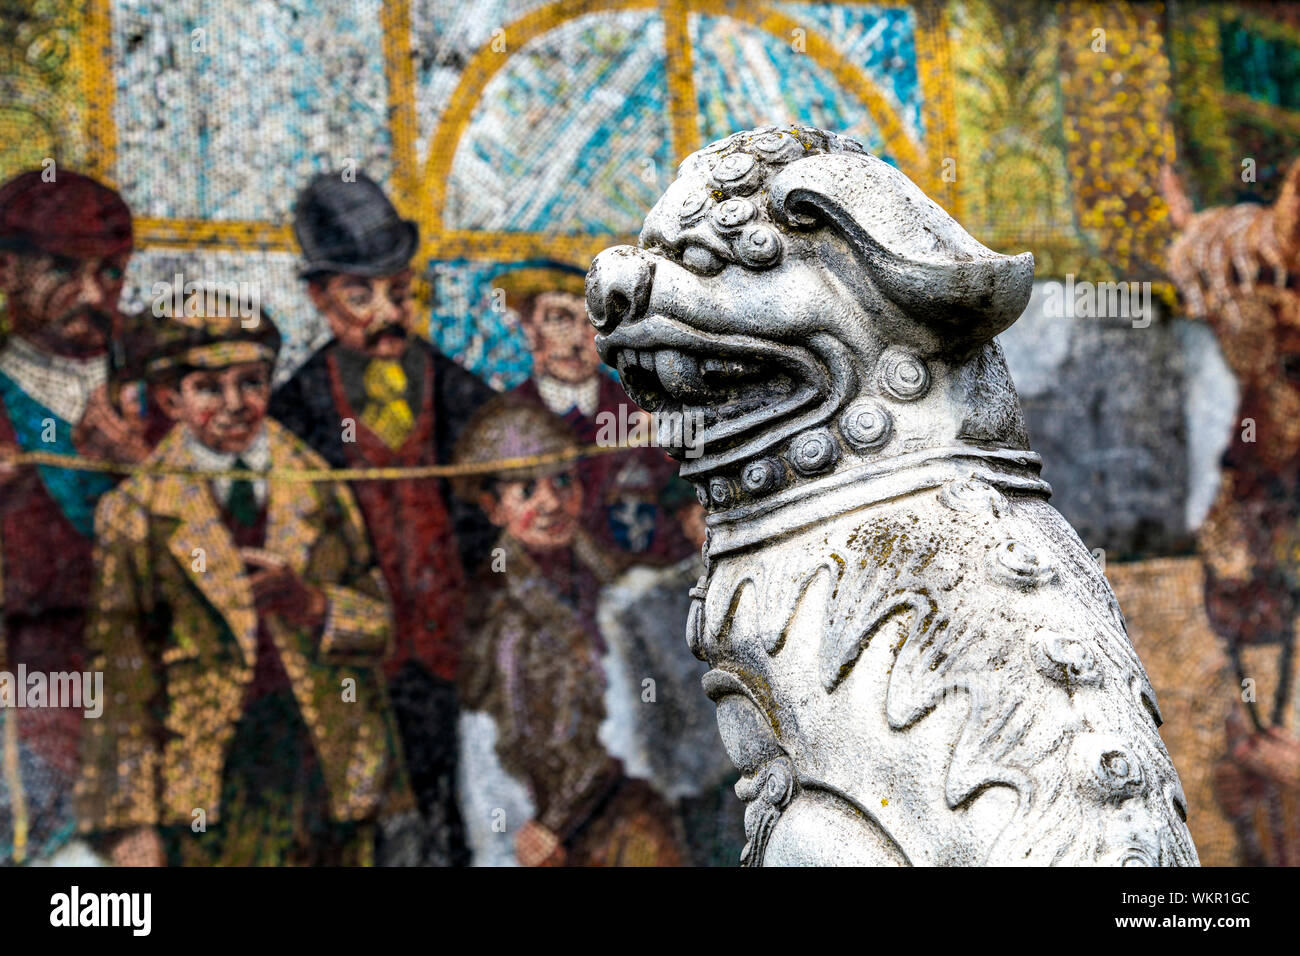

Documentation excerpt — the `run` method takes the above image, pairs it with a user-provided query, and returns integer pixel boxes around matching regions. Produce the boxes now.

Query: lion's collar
[703,444,1050,557]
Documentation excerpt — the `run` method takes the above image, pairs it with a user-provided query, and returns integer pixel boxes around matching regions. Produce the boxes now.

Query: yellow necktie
[361,359,415,450]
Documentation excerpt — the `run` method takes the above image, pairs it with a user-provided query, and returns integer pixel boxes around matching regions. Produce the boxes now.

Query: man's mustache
[56,306,113,334]
[365,324,408,347]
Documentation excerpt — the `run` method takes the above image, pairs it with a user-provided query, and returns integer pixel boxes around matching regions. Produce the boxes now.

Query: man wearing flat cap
[498,263,689,567]
[78,293,413,866]
[269,171,492,866]
[0,169,149,865]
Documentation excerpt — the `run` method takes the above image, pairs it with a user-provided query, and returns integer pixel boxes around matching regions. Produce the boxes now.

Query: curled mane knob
[1077,735,1148,803]
[878,347,930,401]
[939,476,1006,515]
[987,539,1056,588]
[1118,847,1158,867]
[1033,630,1101,687]
[761,758,794,806]
[712,197,756,234]
[741,457,783,495]
[710,152,762,195]
[736,224,782,268]
[751,130,806,164]
[789,429,839,475]
[840,401,893,452]
[709,476,736,508]
[679,190,709,224]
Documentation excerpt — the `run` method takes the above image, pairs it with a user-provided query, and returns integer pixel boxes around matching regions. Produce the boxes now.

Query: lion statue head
[586,125,1036,510]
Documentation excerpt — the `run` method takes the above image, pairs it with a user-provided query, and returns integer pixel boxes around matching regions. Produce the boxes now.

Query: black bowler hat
[293,171,418,279]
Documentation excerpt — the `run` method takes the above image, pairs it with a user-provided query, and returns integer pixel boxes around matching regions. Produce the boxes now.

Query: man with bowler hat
[269,171,493,866]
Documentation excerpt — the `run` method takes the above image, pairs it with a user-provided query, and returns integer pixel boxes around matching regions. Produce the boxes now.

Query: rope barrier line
[1,706,25,865]
[0,536,26,864]
[5,440,655,482]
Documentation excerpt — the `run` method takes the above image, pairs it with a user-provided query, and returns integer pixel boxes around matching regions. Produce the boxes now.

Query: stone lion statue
[586,125,1198,866]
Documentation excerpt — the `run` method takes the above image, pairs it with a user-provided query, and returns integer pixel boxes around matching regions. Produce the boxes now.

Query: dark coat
[269,338,497,575]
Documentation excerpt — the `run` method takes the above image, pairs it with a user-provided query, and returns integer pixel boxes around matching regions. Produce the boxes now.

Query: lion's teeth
[702,357,757,378]
[654,349,710,400]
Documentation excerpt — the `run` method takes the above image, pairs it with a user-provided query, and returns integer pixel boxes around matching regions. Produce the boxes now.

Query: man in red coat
[499,263,690,566]
[0,169,148,864]
[269,171,494,866]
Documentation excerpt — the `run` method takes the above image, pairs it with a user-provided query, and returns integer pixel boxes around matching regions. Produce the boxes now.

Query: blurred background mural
[1,0,1299,867]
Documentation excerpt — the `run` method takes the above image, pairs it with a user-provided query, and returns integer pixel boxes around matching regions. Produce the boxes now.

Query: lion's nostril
[607,292,630,325]
[587,246,655,332]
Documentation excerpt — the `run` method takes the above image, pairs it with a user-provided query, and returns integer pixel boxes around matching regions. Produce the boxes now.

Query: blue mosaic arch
[773,2,923,141]
[443,9,673,236]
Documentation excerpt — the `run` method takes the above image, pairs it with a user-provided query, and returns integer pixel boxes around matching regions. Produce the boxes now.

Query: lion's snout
[586,245,656,333]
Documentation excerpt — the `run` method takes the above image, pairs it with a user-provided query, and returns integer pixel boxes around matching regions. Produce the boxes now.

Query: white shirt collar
[536,375,600,417]
[0,336,107,425]
[182,424,271,508]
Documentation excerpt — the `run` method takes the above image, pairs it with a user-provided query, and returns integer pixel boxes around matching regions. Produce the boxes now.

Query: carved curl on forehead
[643,125,868,272]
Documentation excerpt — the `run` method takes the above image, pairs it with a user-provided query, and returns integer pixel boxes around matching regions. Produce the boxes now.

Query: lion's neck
[703,443,1050,558]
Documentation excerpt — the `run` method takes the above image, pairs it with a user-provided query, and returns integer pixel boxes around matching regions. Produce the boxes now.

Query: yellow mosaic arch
[71,0,953,260]
[79,0,117,184]
[416,0,934,264]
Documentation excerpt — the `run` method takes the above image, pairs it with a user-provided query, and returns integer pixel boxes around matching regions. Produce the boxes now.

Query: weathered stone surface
[587,125,1199,866]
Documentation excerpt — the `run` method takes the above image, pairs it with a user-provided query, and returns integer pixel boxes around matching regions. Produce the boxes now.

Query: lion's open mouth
[598,316,838,474]
[613,347,798,429]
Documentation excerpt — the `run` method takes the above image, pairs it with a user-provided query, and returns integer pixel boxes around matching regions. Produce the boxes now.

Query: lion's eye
[682,244,725,276]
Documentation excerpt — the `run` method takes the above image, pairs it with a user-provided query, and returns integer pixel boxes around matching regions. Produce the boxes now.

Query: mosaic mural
[0,0,1298,868]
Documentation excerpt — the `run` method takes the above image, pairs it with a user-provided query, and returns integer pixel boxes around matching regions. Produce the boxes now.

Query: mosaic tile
[0,0,1297,869]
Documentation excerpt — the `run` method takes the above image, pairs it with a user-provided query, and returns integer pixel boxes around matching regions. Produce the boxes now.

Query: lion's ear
[768,152,1033,354]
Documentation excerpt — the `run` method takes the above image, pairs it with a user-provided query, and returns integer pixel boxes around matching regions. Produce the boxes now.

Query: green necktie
[227,458,259,528]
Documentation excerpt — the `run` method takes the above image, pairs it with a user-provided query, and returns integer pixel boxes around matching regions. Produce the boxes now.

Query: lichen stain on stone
[736,668,783,739]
